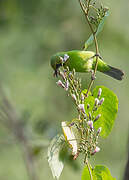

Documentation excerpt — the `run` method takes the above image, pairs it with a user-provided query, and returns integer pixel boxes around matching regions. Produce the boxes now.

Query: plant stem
[86,159,93,180]
[78,0,99,97]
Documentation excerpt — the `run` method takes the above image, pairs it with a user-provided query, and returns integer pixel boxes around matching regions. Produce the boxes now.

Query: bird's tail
[103,65,124,80]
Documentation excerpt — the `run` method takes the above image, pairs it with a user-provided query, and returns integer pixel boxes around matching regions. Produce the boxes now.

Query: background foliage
[0,0,128,180]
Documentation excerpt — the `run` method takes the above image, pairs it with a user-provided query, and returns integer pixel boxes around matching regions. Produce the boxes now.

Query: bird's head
[50,54,61,70]
[50,54,62,77]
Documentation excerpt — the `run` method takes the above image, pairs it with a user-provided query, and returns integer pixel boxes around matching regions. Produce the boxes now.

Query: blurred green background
[0,0,128,179]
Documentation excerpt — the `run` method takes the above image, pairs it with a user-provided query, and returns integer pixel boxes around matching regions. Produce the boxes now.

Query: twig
[78,0,99,97]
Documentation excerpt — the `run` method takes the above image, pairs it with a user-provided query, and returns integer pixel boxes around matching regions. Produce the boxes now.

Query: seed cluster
[89,5,108,28]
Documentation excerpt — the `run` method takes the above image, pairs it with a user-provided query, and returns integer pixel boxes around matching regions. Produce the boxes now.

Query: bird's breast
[84,58,93,72]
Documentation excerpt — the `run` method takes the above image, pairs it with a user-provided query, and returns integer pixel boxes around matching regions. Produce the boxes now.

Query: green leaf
[47,135,65,179]
[94,165,116,180]
[93,86,118,138]
[84,86,118,138]
[82,164,93,180]
[84,95,95,113]
[59,143,80,171]
[84,11,109,50]
[82,164,116,180]
[82,89,91,96]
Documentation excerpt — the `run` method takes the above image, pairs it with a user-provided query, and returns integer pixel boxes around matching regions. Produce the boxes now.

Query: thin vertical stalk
[78,0,99,97]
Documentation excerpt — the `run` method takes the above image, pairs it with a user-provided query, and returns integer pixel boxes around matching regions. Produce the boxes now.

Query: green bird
[50,50,124,80]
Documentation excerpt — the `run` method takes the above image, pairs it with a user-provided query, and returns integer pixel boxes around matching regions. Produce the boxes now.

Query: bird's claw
[94,53,103,60]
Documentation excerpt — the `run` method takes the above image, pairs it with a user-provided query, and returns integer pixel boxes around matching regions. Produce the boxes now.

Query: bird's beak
[53,70,58,77]
[53,63,62,77]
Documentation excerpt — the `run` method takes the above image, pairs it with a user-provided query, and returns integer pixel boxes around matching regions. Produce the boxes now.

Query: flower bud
[91,146,100,155]
[69,72,73,79]
[81,94,85,102]
[56,80,65,88]
[69,122,75,126]
[89,112,92,120]
[98,88,102,98]
[94,114,101,122]
[94,98,99,106]
[59,71,66,80]
[87,104,90,109]
[87,120,93,130]
[71,94,77,102]
[65,80,69,91]
[97,127,102,135]
[78,104,85,113]
[63,54,69,62]
[95,146,100,152]
[98,98,104,105]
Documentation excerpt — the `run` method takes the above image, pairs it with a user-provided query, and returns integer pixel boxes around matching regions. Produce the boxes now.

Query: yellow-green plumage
[50,50,124,80]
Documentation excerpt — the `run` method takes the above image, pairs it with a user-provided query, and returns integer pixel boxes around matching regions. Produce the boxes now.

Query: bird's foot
[94,53,103,60]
